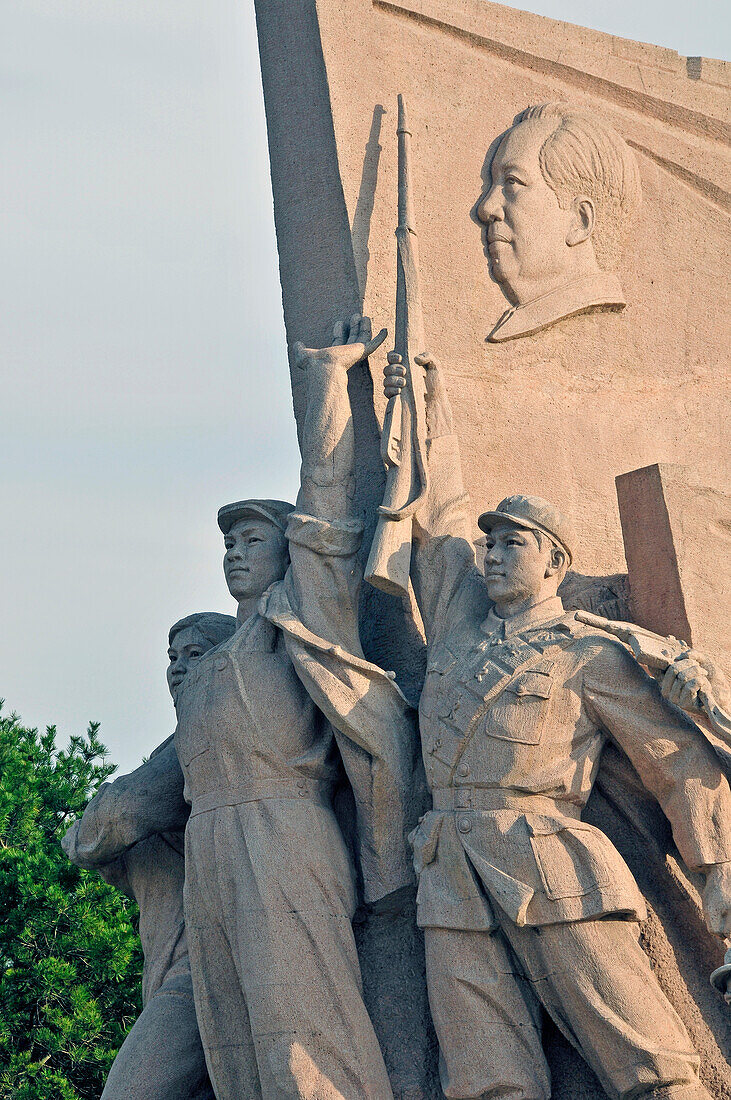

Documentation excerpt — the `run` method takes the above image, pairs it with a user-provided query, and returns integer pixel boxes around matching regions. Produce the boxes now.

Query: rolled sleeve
[286,510,363,557]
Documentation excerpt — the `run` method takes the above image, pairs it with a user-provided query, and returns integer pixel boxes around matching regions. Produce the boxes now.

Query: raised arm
[382,353,478,642]
[280,315,386,655]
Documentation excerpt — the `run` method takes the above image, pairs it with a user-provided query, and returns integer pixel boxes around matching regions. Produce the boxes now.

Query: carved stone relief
[477,102,642,340]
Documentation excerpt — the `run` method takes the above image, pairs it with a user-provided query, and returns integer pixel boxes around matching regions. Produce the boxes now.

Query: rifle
[365,95,429,598]
[575,611,731,747]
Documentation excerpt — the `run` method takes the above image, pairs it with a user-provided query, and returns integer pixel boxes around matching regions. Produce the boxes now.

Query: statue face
[482,521,552,607]
[223,517,288,602]
[167,626,209,701]
[477,121,578,306]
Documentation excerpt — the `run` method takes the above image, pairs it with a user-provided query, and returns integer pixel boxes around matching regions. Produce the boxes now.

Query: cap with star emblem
[477,494,575,565]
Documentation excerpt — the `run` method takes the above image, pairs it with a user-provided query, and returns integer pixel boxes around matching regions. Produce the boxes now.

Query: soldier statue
[379,351,731,1100]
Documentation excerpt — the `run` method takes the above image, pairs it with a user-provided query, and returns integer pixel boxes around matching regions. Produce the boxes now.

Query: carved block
[617,462,731,674]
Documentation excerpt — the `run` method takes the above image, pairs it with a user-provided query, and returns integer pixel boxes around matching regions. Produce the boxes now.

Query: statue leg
[502,917,709,1100]
[101,963,214,1100]
[423,925,550,1100]
[184,888,263,1100]
[186,802,393,1100]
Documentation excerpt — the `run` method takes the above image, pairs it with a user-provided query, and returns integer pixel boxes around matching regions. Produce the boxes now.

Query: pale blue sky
[2,1,728,774]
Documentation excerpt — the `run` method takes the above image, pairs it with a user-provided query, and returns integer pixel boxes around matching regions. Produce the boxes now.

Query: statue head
[478,494,573,614]
[167,611,237,701]
[477,103,641,310]
[217,499,293,605]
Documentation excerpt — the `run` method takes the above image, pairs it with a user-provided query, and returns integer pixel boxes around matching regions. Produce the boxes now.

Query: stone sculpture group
[62,96,731,1100]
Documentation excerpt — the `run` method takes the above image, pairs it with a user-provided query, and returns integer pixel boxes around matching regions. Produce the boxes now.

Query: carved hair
[168,611,238,649]
[516,103,641,269]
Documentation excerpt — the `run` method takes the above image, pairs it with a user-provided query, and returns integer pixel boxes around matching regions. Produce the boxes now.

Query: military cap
[217,498,294,536]
[477,494,574,565]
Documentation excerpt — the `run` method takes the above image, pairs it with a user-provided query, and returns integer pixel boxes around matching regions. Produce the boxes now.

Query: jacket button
[456,763,470,778]
[215,656,228,671]
[458,816,472,834]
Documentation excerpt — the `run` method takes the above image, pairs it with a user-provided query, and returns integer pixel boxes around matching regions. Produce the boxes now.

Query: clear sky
[2,0,728,775]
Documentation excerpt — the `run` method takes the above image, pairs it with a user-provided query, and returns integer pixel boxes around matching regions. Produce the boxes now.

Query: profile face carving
[167,616,235,699]
[166,612,237,701]
[167,626,209,699]
[477,102,641,341]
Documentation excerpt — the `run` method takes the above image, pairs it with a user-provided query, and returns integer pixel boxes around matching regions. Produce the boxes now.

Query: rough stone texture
[617,463,731,676]
[254,0,730,576]
[252,3,730,1097]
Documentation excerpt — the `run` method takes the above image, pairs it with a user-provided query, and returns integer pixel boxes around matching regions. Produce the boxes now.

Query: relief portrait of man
[477,102,642,341]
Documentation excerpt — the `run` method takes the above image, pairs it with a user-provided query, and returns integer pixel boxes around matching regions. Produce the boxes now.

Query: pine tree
[0,705,142,1100]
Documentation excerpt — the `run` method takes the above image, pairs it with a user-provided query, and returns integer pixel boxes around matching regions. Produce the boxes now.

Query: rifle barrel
[397,94,415,234]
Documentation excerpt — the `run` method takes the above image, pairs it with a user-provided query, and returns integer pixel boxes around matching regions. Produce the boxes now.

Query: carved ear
[566,196,595,246]
[545,546,567,579]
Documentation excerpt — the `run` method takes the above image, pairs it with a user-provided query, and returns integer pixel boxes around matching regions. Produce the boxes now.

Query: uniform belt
[431,788,582,817]
[190,777,334,817]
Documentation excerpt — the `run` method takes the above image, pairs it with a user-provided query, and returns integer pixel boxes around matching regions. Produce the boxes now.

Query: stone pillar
[617,463,731,674]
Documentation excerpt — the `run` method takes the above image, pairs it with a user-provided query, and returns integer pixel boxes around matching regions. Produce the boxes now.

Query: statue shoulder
[562,612,636,667]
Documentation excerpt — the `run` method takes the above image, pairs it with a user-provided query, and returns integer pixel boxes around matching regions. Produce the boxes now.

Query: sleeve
[583,639,731,871]
[61,738,188,870]
[261,553,419,904]
[284,509,364,660]
[410,431,482,644]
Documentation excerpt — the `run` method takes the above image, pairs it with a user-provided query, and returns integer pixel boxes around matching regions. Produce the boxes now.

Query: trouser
[185,802,394,1100]
[424,918,710,1100]
[101,962,214,1100]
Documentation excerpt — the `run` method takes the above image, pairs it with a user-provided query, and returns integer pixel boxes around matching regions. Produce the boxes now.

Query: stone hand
[293,313,387,372]
[702,862,731,938]
[383,352,406,398]
[383,351,439,399]
[660,650,731,716]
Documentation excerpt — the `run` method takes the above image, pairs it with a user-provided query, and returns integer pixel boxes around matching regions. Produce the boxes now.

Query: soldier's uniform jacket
[409,436,731,933]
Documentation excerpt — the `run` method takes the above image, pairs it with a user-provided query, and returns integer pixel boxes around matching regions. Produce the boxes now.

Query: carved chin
[226,577,251,600]
[488,253,514,292]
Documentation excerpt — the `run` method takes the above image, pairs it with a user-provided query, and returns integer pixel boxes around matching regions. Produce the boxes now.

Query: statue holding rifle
[368,97,731,1100]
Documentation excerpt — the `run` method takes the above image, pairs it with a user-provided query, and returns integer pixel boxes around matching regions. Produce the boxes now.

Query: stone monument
[247,1,730,1097]
[61,3,731,1098]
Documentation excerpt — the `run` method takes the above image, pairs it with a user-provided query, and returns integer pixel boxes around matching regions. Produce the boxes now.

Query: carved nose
[477,191,499,224]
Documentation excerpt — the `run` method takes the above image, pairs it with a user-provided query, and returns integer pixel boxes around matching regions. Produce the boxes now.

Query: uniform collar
[481,596,565,639]
[487,271,626,342]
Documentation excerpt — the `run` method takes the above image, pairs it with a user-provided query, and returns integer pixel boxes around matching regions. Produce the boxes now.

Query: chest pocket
[484,669,553,745]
